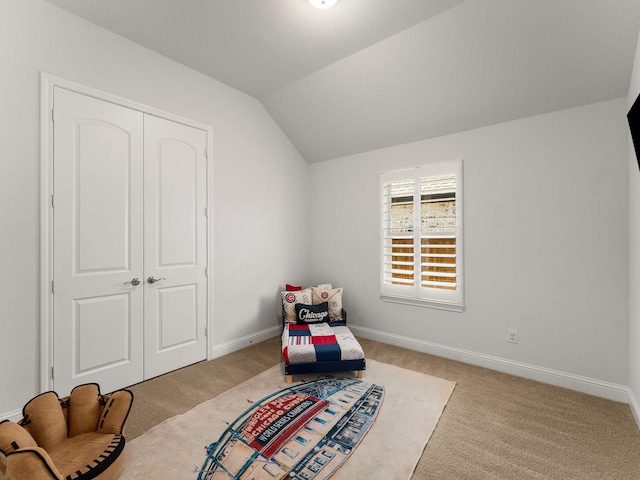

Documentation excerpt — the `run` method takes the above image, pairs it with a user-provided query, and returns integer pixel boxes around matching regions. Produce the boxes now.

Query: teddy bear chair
[0,383,133,480]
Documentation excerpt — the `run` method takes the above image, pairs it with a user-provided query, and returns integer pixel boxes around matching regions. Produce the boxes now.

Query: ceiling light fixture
[308,0,338,9]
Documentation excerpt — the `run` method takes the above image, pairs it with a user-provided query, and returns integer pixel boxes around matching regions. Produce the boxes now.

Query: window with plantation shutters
[380,160,464,312]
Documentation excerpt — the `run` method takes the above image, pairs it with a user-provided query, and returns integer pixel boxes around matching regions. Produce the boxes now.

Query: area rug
[120,360,456,480]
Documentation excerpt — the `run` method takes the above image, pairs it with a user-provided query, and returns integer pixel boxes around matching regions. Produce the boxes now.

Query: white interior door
[143,115,208,378]
[51,87,209,395]
[52,87,145,395]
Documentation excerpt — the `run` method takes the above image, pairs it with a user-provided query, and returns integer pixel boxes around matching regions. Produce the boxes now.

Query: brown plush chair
[0,383,133,480]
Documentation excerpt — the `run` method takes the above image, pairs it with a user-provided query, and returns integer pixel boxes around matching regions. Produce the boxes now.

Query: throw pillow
[311,286,343,320]
[281,288,312,322]
[285,284,302,291]
[295,302,330,324]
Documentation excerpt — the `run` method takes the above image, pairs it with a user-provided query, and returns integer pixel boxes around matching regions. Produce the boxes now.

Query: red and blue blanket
[282,321,365,364]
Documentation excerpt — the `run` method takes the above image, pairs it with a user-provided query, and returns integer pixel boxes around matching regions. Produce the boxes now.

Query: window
[380,160,464,311]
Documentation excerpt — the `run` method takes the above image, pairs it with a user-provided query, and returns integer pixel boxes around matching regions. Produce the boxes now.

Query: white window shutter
[420,175,457,290]
[380,160,464,311]
[381,177,417,289]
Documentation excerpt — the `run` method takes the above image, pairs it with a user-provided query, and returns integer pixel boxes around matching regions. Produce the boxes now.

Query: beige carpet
[121,360,455,479]
[124,337,640,479]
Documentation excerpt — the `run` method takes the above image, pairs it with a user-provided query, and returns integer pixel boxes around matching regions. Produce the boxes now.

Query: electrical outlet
[507,328,518,344]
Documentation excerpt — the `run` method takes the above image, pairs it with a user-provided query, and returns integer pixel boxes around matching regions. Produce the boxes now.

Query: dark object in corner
[627,91,640,171]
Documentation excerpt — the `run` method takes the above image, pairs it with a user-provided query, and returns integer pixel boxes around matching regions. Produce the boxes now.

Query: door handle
[124,278,141,286]
[147,276,166,284]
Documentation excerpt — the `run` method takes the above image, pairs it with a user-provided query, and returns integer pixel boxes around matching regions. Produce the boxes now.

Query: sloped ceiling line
[43,0,640,163]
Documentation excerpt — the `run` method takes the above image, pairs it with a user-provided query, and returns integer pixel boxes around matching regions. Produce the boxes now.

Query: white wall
[309,99,630,397]
[0,0,308,416]
[0,0,633,419]
[628,30,640,425]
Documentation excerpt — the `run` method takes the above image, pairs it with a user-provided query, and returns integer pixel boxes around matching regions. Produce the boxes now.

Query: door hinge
[51,366,55,379]
[204,207,208,217]
[51,194,55,208]
[51,280,55,294]
[51,108,55,123]
[204,326,208,337]
[204,147,208,159]
[204,266,208,277]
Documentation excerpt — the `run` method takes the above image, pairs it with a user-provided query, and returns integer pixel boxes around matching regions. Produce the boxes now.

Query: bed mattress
[282,321,365,365]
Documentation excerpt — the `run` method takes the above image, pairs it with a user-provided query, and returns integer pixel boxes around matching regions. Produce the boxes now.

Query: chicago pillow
[295,302,330,324]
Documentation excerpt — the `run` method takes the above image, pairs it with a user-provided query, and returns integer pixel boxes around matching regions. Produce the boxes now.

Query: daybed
[280,284,366,383]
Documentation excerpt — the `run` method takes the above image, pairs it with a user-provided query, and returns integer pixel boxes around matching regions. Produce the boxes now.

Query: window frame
[379,159,464,312]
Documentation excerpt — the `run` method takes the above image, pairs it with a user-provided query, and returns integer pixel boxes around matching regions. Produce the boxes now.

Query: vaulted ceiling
[44,0,640,163]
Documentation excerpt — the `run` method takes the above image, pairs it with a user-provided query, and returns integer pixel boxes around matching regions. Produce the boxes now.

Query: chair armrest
[97,390,134,435]
[6,448,63,480]
[0,420,38,453]
[0,419,38,476]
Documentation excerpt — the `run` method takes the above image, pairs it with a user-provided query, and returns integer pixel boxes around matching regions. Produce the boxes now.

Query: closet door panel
[143,115,208,378]
[157,140,198,266]
[52,87,144,396]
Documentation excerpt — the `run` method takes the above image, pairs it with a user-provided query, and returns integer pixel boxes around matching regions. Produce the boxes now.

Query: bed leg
[286,375,293,384]
[357,370,364,379]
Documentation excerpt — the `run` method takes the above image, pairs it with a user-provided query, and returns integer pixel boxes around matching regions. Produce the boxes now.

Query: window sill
[379,294,465,313]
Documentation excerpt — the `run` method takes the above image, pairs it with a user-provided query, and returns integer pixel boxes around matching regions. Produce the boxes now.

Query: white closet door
[52,87,145,395]
[143,115,208,378]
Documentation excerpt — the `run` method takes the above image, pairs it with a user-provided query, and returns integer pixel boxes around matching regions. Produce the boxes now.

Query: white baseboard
[210,326,280,359]
[0,409,23,423]
[629,388,640,430]
[349,324,631,404]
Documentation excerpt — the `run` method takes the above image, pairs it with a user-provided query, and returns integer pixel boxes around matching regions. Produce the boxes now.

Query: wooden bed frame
[282,309,366,383]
